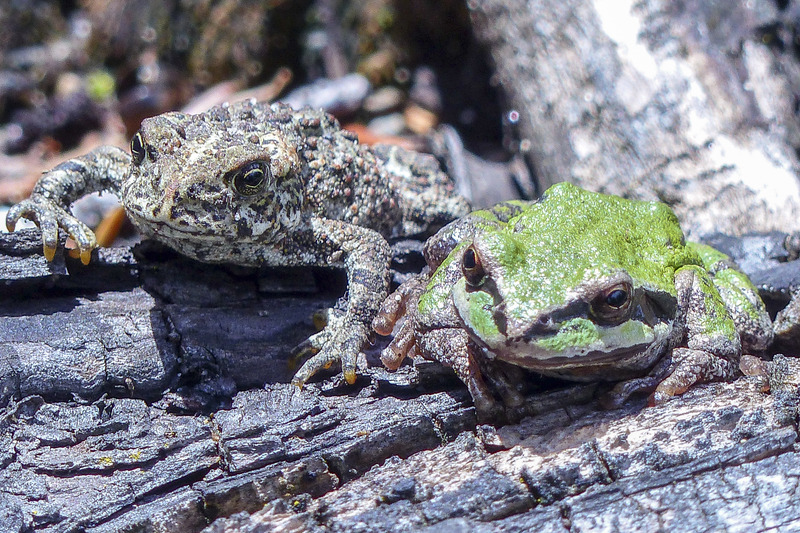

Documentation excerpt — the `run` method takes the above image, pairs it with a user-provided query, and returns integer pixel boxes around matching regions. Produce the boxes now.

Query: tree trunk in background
[469,0,800,237]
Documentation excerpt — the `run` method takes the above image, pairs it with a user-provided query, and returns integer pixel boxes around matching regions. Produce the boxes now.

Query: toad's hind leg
[372,144,470,236]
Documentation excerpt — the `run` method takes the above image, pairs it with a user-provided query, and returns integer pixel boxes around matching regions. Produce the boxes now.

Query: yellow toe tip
[43,245,56,262]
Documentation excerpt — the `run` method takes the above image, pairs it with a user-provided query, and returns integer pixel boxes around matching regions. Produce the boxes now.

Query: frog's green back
[484,182,701,312]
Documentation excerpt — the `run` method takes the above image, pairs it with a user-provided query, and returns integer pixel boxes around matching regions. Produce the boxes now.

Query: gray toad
[6,100,470,385]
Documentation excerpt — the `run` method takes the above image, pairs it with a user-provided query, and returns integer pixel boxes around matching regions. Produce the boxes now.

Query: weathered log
[468,0,800,237]
[2,228,800,532]
[189,373,800,532]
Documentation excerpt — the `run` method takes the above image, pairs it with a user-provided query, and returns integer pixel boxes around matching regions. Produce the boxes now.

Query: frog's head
[449,234,679,378]
[120,101,304,265]
[431,183,693,379]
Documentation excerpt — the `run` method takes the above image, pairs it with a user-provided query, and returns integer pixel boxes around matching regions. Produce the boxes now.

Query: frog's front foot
[373,272,429,370]
[291,309,368,386]
[649,347,738,404]
[6,195,97,265]
[601,347,738,408]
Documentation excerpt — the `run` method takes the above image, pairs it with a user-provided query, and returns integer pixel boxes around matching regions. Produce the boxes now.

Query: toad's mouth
[125,209,230,242]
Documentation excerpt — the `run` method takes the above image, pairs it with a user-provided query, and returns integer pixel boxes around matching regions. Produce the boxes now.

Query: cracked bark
[4,2,800,530]
[2,230,800,532]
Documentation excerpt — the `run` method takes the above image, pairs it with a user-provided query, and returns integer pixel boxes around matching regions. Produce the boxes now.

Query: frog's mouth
[479,318,674,379]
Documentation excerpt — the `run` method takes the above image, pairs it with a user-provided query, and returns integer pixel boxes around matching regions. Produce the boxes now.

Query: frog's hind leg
[687,242,774,352]
[651,348,739,403]
[650,264,741,404]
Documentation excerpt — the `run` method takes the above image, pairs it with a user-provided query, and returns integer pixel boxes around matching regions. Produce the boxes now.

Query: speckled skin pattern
[6,100,470,385]
[373,183,773,421]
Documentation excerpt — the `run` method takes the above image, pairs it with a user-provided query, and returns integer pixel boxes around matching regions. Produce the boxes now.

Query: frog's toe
[372,312,397,337]
[470,389,506,424]
[373,272,427,336]
[601,375,661,408]
[373,292,406,336]
[379,318,416,370]
[471,360,523,410]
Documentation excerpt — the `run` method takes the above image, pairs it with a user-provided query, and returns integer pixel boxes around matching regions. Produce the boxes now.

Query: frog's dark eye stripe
[228,161,270,196]
[130,132,147,165]
[462,245,486,287]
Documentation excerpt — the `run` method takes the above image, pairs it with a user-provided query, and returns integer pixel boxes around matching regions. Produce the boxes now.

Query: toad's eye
[230,161,269,196]
[591,282,633,323]
[462,245,486,287]
[131,132,146,165]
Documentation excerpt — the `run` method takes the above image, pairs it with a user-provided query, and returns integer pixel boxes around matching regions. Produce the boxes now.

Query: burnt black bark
[2,228,800,532]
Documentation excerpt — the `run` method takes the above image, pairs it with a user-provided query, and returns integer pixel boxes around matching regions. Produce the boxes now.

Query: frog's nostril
[524,314,556,337]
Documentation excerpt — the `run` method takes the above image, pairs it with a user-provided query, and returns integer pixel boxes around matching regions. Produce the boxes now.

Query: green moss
[682,265,738,341]
[474,182,695,319]
[537,318,599,351]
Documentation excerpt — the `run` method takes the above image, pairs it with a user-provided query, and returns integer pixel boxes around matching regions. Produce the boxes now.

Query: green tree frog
[373,183,773,421]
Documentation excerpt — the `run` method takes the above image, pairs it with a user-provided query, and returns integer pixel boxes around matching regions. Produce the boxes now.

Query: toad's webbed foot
[6,195,97,264]
[6,145,130,265]
[290,218,392,387]
[291,308,368,386]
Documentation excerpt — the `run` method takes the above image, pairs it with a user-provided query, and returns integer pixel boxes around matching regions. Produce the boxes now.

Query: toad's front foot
[6,195,97,265]
[291,309,369,386]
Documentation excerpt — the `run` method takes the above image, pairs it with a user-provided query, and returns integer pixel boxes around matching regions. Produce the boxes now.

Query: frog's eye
[592,282,632,323]
[230,161,270,196]
[131,132,147,165]
[462,245,486,286]
[606,289,628,308]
